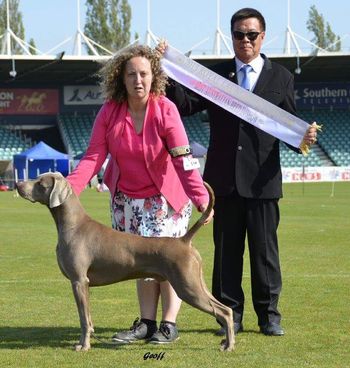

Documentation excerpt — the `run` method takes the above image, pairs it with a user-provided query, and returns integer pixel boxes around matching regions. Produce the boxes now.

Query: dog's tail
[181,182,214,244]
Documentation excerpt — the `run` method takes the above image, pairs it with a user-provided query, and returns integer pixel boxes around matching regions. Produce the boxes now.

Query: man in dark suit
[160,7,317,336]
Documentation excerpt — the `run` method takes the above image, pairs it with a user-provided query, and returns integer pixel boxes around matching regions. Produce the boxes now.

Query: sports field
[0,182,349,368]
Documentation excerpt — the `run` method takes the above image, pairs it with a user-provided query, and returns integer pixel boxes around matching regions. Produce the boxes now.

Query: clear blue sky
[17,0,350,56]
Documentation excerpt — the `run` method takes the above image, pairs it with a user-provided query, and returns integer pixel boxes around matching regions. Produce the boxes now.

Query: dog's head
[16,172,72,208]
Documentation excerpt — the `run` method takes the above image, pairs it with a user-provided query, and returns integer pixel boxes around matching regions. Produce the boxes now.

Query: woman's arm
[161,98,209,210]
[67,104,109,195]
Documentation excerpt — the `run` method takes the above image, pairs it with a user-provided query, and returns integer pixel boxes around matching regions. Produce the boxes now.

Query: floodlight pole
[72,0,99,56]
[146,0,151,46]
[284,0,291,54]
[145,0,158,46]
[70,0,113,56]
[283,0,302,55]
[283,0,335,57]
[5,0,11,55]
[75,0,82,55]
[213,0,233,56]
[0,0,33,56]
[214,0,221,55]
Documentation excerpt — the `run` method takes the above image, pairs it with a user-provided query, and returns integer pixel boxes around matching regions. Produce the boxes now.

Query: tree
[306,5,341,52]
[28,37,36,55]
[0,0,26,54]
[84,0,131,55]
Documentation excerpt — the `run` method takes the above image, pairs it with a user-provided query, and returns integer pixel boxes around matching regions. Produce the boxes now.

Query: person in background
[67,45,213,345]
[157,7,317,336]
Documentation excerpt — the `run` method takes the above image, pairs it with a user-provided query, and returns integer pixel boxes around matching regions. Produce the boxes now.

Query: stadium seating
[184,109,350,167]
[182,113,210,147]
[58,114,94,157]
[0,127,30,161]
[298,109,350,166]
[59,112,210,157]
[279,141,322,167]
[56,108,350,167]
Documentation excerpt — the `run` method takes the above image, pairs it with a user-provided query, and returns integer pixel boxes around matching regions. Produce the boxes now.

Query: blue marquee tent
[190,141,207,157]
[14,141,70,180]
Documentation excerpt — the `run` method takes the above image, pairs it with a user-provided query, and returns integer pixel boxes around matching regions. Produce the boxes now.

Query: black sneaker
[112,318,157,344]
[149,321,179,344]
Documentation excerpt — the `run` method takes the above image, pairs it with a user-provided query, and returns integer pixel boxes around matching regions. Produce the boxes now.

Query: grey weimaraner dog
[16,172,234,352]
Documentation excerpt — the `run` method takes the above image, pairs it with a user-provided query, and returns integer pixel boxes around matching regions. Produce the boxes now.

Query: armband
[169,145,192,157]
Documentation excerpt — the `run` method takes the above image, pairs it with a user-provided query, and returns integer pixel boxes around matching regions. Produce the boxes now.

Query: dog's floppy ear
[49,172,73,208]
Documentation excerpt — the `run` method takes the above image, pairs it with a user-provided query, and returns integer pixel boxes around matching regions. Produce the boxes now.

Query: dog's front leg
[71,278,93,351]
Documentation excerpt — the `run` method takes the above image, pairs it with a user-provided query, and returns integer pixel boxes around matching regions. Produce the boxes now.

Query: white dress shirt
[235,55,264,91]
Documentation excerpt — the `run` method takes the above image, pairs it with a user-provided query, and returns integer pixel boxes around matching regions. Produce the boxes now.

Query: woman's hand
[198,203,214,225]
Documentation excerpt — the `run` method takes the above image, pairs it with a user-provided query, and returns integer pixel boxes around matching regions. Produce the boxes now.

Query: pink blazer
[67,95,208,213]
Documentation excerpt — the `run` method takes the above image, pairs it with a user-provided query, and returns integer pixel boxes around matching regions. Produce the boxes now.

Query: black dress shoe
[215,322,243,336]
[259,322,284,336]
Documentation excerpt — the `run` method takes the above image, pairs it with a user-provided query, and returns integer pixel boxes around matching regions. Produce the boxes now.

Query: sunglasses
[232,31,262,41]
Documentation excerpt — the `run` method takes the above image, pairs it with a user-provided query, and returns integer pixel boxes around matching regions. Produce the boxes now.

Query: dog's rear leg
[71,277,93,351]
[171,274,234,352]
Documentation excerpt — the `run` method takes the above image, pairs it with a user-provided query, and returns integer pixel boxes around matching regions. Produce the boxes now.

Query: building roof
[1,52,350,86]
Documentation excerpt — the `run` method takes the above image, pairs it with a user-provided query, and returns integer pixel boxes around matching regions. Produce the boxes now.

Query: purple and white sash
[161,45,311,152]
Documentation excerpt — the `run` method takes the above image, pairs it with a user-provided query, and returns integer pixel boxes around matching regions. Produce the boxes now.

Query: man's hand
[303,121,318,146]
[155,40,168,57]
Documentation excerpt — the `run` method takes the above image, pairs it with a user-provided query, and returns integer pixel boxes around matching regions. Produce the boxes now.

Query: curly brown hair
[98,45,168,102]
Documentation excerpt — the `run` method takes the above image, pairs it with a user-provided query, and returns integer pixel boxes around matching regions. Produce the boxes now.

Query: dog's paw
[74,343,91,352]
[220,339,234,352]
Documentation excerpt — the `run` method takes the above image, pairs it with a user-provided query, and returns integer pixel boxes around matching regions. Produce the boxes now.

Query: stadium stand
[0,127,31,161]
[279,141,323,167]
[182,109,349,168]
[58,113,94,157]
[1,45,349,172]
[182,113,210,148]
[299,109,350,167]
[58,112,211,158]
[0,3,349,192]
[55,109,350,168]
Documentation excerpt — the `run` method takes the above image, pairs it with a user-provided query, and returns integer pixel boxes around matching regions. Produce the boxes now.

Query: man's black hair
[230,8,266,32]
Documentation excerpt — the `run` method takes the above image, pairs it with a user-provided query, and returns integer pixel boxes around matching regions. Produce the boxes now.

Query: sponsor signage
[63,83,350,108]
[295,83,350,108]
[64,86,104,105]
[282,166,350,183]
[0,89,59,115]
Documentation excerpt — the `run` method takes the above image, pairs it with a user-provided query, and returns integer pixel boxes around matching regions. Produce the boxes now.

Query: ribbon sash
[161,45,309,149]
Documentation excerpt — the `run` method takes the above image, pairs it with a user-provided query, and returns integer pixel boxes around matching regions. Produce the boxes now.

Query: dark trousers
[212,192,282,326]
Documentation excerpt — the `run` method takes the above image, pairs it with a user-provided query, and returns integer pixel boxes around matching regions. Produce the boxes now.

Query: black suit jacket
[167,54,299,199]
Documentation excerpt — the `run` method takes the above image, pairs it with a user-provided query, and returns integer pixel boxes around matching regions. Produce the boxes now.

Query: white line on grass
[243,273,350,278]
[0,279,65,284]
[1,274,350,284]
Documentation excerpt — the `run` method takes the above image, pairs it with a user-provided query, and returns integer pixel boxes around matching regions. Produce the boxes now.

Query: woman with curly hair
[67,45,212,344]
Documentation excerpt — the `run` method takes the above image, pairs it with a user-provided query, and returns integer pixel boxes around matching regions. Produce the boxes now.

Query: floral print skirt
[111,190,192,238]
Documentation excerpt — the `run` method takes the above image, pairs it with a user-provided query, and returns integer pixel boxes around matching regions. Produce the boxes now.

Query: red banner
[0,89,59,115]
[282,166,350,183]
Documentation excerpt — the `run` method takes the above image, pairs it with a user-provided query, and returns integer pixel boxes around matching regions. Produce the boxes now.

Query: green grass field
[0,182,349,368]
